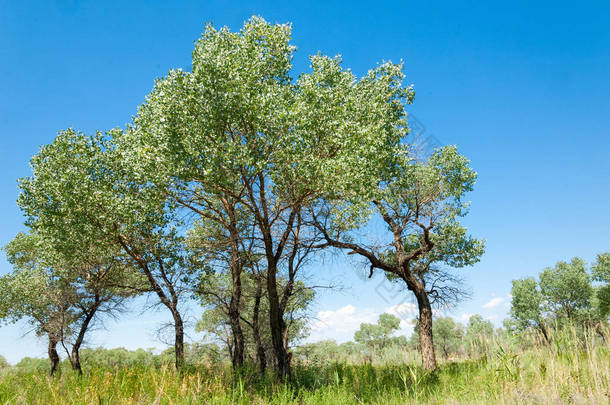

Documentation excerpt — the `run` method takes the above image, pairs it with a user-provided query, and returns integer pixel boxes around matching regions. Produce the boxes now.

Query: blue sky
[1,1,609,363]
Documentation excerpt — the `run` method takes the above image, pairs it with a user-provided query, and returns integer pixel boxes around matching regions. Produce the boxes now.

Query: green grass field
[1,331,608,405]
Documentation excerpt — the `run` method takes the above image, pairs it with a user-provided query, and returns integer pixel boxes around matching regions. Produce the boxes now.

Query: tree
[1,232,134,375]
[510,257,600,343]
[187,212,254,370]
[127,16,409,378]
[465,315,494,357]
[17,129,193,369]
[539,258,593,323]
[314,146,484,370]
[354,313,402,354]
[509,277,550,343]
[196,269,314,372]
[592,253,610,318]
[0,264,69,376]
[432,317,464,359]
[0,355,8,369]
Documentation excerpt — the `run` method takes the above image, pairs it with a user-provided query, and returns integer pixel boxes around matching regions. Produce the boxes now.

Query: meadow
[1,326,607,405]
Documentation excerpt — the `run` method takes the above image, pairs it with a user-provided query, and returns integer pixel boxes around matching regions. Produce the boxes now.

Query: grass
[1,330,608,404]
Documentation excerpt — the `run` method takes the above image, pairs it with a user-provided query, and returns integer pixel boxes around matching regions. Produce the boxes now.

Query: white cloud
[485,315,498,320]
[458,312,474,322]
[308,305,378,343]
[483,297,504,308]
[385,302,417,319]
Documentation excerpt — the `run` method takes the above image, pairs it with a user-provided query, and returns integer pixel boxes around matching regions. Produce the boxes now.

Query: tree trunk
[172,308,185,369]
[70,349,82,375]
[228,220,245,370]
[252,277,266,373]
[229,308,245,369]
[70,303,99,375]
[538,321,551,345]
[48,334,60,377]
[414,288,437,371]
[267,262,290,380]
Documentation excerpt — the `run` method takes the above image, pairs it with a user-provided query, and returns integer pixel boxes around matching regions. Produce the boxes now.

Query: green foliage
[0,232,76,338]
[354,313,402,353]
[195,271,314,359]
[509,255,609,343]
[432,317,464,359]
[539,258,593,321]
[592,253,610,318]
[465,315,495,357]
[0,356,8,369]
[510,277,545,333]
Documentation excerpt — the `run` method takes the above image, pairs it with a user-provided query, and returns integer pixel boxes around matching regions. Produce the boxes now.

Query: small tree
[465,315,494,357]
[432,317,464,359]
[592,253,610,319]
[0,265,69,376]
[354,313,402,359]
[539,258,593,323]
[1,232,134,375]
[510,256,601,343]
[509,277,550,343]
[18,129,193,369]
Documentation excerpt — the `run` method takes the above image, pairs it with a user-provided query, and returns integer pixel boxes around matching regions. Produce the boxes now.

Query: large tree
[127,16,411,378]
[313,146,484,370]
[17,129,193,369]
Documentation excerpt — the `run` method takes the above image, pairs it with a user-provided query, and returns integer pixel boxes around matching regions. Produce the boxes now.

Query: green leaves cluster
[354,313,405,353]
[509,254,610,340]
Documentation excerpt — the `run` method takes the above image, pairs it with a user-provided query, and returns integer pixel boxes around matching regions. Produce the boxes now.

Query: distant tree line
[296,313,498,365]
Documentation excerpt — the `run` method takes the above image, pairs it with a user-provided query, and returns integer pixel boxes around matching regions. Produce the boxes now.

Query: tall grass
[1,325,608,404]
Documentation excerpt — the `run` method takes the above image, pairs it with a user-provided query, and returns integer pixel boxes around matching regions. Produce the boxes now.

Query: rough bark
[538,321,551,345]
[314,204,439,371]
[69,300,100,375]
[252,276,266,373]
[226,205,246,370]
[247,174,297,380]
[414,288,437,371]
[172,308,185,369]
[48,334,60,377]
[267,261,290,379]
